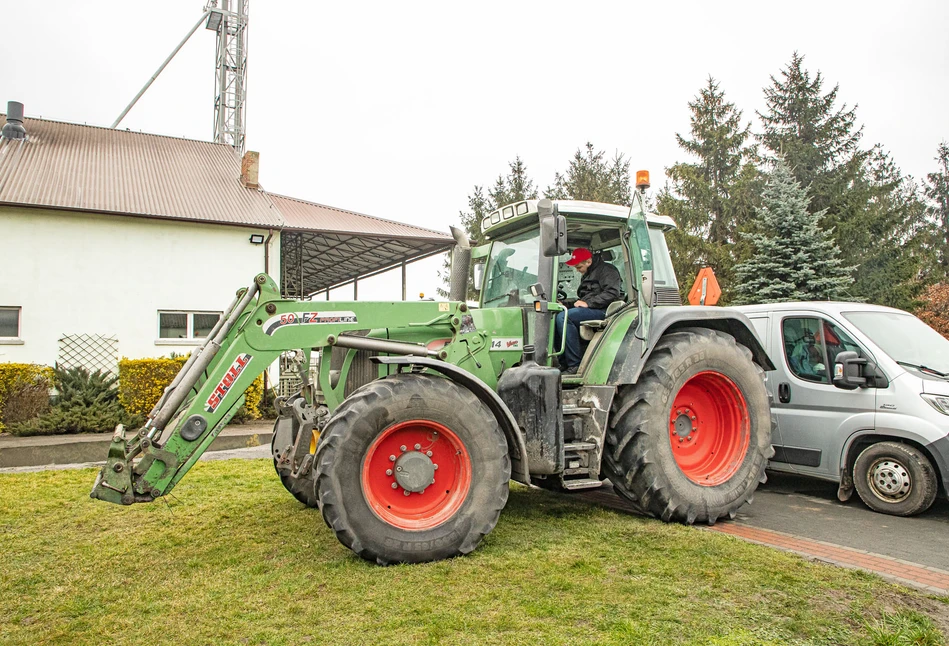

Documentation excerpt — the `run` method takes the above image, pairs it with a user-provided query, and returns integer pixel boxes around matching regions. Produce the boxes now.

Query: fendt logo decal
[205,353,252,413]
[263,311,358,336]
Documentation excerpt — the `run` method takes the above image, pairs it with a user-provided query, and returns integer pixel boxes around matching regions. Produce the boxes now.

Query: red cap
[565,248,592,266]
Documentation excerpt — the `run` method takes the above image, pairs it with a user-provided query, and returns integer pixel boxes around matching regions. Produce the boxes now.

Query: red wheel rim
[361,420,472,530]
[669,371,750,486]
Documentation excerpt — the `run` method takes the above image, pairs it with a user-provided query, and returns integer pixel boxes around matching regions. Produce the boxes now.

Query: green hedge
[117,357,188,417]
[0,363,54,433]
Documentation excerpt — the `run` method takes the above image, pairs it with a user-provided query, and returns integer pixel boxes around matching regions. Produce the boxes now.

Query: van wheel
[853,442,937,516]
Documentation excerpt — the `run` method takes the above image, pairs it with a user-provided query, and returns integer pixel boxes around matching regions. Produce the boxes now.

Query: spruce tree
[845,147,931,309]
[658,77,760,303]
[758,52,929,307]
[545,143,631,206]
[758,51,863,212]
[733,160,853,304]
[925,142,949,280]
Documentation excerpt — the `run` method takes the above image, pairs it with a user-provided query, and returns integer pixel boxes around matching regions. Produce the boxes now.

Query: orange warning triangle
[687,267,721,306]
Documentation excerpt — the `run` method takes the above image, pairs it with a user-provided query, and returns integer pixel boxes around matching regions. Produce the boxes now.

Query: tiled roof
[270,194,449,241]
[0,115,452,245]
[0,116,282,227]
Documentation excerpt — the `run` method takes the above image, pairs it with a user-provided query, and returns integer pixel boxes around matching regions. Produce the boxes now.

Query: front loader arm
[91,273,472,505]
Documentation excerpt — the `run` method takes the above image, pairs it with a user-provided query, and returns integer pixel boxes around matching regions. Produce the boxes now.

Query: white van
[731,302,949,516]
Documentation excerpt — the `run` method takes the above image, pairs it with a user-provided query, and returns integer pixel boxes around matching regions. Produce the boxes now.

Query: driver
[555,248,622,374]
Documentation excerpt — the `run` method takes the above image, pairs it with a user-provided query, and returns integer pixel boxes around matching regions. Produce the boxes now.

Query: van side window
[782,318,830,383]
[821,321,862,365]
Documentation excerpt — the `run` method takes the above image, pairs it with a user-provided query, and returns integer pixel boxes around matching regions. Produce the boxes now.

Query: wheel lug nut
[389,455,396,462]
[414,443,421,450]
[386,469,393,476]
[686,436,693,441]
[433,464,438,470]
[400,445,407,452]
[678,437,684,443]
[691,416,696,420]
[426,451,433,457]
[403,490,411,496]
[391,482,398,489]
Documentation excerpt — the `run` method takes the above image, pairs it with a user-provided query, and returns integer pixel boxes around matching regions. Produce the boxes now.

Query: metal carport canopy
[270,194,454,299]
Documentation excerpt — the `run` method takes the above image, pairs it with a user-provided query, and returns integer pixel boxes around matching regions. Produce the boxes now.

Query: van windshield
[842,311,949,375]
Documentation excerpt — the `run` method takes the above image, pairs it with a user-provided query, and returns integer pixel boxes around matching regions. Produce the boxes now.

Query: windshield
[842,311,949,375]
[482,228,540,308]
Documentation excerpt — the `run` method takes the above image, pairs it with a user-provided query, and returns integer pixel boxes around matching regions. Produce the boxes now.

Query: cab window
[821,320,863,365]
[482,228,540,308]
[782,317,830,383]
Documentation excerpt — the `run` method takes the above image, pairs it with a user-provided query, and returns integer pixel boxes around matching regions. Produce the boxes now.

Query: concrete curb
[0,421,274,469]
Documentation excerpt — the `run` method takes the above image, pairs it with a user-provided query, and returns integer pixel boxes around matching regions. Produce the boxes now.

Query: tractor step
[564,441,597,452]
[561,478,603,491]
[563,405,592,415]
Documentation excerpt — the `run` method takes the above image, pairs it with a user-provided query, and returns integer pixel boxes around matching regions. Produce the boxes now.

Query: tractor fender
[371,356,531,485]
[608,306,775,385]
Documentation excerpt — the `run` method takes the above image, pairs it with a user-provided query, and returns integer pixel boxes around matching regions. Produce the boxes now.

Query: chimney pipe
[241,150,259,189]
[2,101,27,140]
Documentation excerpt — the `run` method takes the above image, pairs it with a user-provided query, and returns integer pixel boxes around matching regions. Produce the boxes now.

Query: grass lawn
[1,460,946,645]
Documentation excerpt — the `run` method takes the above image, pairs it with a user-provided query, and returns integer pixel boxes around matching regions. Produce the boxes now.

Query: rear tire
[603,328,773,524]
[315,374,511,564]
[853,442,937,516]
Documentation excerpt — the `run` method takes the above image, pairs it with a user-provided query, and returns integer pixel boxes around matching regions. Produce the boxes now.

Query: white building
[0,108,452,370]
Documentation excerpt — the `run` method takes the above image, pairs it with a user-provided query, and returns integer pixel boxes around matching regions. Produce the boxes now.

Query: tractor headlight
[921,393,949,417]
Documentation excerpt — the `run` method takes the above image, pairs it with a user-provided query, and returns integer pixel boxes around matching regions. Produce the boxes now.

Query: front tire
[853,442,937,516]
[315,374,511,564]
[603,328,773,524]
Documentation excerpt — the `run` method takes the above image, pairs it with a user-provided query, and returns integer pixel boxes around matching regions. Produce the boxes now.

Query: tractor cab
[476,198,679,376]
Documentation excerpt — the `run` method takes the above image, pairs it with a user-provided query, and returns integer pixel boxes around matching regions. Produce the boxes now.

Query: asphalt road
[738,470,949,571]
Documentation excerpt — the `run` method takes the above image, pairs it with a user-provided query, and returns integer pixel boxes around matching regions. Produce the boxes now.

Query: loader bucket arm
[90,273,471,505]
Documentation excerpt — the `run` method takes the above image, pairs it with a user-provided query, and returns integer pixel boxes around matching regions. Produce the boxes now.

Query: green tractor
[91,181,775,565]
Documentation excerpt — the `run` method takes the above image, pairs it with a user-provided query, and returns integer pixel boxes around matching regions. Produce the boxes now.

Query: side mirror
[833,351,867,390]
[473,262,485,291]
[538,198,567,257]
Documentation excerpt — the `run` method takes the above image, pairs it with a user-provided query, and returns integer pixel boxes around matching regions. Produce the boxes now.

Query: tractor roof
[482,199,676,237]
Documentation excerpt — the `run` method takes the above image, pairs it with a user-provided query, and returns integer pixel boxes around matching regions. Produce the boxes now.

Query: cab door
[744,314,792,474]
[771,313,876,479]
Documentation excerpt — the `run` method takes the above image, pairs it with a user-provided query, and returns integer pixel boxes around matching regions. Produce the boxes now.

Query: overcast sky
[3,0,947,300]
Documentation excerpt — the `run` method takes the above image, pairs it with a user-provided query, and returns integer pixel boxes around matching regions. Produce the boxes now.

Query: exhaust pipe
[448,226,471,302]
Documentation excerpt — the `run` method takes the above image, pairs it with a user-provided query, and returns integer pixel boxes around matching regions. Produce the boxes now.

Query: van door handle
[778,382,791,403]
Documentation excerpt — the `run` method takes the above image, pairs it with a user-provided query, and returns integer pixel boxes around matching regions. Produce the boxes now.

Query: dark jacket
[570,256,623,311]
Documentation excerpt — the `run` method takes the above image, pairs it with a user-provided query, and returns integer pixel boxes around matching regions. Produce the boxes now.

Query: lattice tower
[207,0,249,153]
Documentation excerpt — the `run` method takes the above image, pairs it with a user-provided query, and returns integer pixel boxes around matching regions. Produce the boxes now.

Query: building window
[158,311,222,340]
[0,307,20,338]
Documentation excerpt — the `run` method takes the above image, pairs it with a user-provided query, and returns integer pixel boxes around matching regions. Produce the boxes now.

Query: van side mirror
[473,262,485,291]
[538,198,567,257]
[833,351,867,390]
